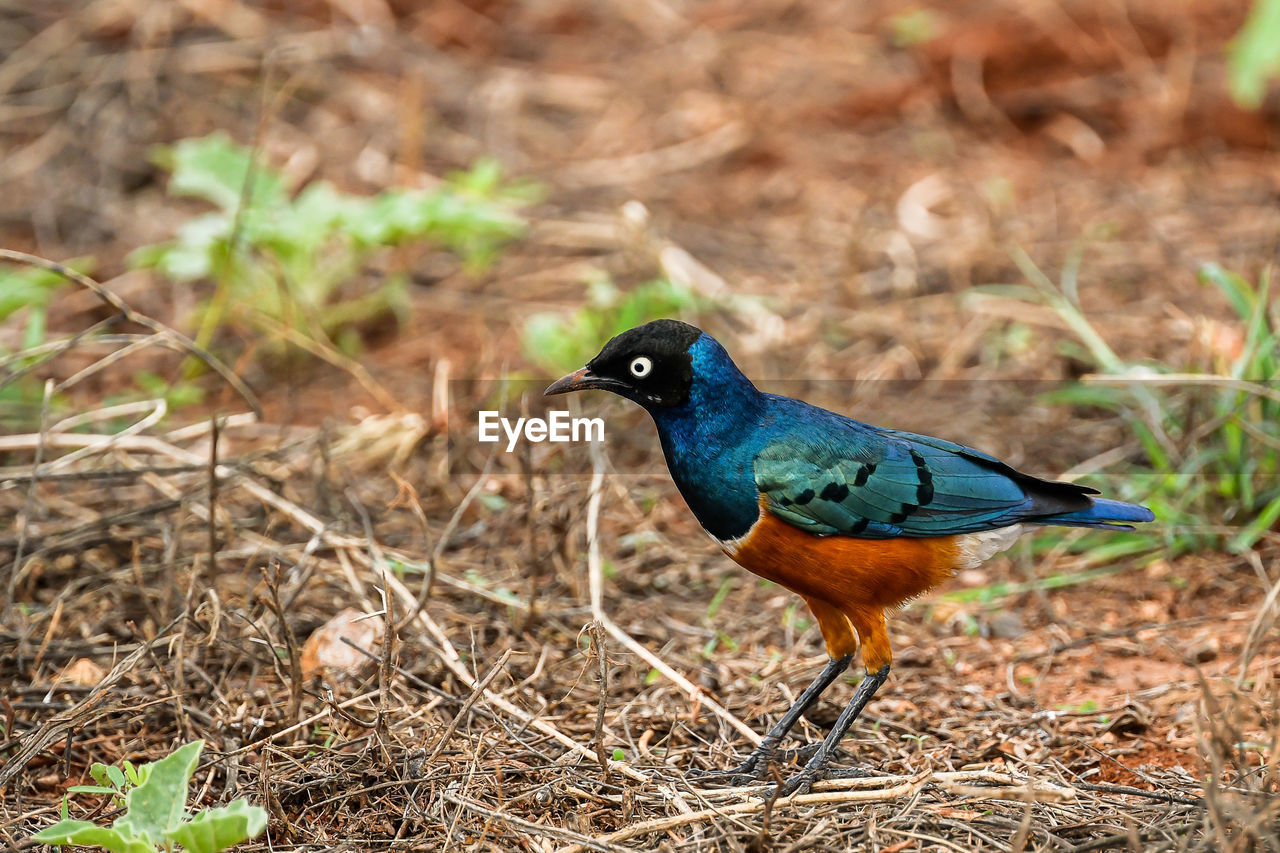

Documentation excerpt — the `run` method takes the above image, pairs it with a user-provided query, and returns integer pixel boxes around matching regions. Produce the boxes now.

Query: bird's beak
[544,367,623,396]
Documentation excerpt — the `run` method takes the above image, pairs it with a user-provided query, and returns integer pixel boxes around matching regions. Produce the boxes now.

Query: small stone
[988,611,1025,639]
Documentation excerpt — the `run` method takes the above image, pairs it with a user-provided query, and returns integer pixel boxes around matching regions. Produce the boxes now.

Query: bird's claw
[767,768,820,799]
[825,764,872,780]
[686,743,825,787]
[685,756,764,786]
[760,761,871,800]
[685,768,758,787]
[784,743,823,764]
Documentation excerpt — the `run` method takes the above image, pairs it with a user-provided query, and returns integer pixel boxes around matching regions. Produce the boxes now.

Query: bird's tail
[1035,497,1155,530]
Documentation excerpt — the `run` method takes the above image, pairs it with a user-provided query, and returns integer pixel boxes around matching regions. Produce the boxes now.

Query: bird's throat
[648,346,766,541]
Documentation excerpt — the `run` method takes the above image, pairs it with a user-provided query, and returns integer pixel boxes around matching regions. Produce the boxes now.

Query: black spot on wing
[853,463,876,487]
[794,488,816,506]
[848,517,870,535]
[888,506,916,524]
[917,478,934,505]
[820,482,850,502]
[909,450,935,506]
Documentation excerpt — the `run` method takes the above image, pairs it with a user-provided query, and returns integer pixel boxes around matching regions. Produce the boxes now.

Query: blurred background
[3,1,1279,849]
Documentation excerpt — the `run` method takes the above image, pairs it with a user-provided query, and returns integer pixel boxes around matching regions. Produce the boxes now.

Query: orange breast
[722,498,960,667]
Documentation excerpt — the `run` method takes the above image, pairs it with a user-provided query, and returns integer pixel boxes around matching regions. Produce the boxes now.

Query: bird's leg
[687,654,853,783]
[773,663,890,798]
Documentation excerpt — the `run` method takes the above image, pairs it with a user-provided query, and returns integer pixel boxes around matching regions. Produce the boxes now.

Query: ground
[1,1,1278,851]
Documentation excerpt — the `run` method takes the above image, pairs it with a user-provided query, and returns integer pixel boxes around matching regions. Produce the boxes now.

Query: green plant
[131,132,532,365]
[131,369,206,410]
[66,757,147,809]
[1054,699,1099,714]
[1001,246,1280,556]
[0,260,93,368]
[0,262,84,352]
[1230,0,1280,108]
[0,259,94,424]
[521,276,703,374]
[887,8,942,48]
[33,740,266,853]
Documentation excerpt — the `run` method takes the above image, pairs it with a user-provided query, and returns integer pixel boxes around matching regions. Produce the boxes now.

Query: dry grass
[3,0,1280,850]
[0,267,1276,850]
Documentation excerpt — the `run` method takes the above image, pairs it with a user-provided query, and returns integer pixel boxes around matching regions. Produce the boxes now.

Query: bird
[544,318,1154,797]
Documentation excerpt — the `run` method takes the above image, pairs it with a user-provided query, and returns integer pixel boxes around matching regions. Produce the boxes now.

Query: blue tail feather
[1035,497,1155,530]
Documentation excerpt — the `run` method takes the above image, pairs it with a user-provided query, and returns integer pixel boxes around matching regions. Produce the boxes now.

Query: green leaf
[0,259,93,323]
[68,785,119,795]
[163,133,286,212]
[611,748,627,762]
[114,740,203,844]
[446,157,543,204]
[106,764,128,789]
[1229,0,1280,109]
[1199,262,1256,320]
[124,760,148,787]
[167,800,268,853]
[32,819,154,853]
[704,577,734,621]
[20,305,46,350]
[887,8,941,47]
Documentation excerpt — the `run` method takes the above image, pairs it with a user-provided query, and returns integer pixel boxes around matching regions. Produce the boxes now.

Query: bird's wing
[753,426,1094,538]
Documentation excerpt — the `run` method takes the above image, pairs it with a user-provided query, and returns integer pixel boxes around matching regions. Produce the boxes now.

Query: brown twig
[263,560,303,727]
[588,620,610,779]
[425,649,512,764]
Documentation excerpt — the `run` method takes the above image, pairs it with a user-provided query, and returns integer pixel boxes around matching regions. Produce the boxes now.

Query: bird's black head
[544,319,704,408]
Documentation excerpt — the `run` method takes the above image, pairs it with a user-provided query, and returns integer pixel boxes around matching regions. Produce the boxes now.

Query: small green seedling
[33,740,266,853]
[1054,699,1099,714]
[66,757,146,809]
[886,8,941,47]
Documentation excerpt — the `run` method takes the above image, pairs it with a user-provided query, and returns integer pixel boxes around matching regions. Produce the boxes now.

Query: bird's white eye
[629,356,653,378]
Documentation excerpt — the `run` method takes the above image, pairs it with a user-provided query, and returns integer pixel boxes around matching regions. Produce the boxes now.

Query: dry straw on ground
[3,1,1280,850]
[1,257,1276,852]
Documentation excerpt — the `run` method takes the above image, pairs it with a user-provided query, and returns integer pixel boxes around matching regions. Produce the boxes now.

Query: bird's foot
[684,766,758,787]
[686,744,822,787]
[825,764,873,780]
[685,752,765,786]
[765,754,870,800]
[772,766,822,799]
